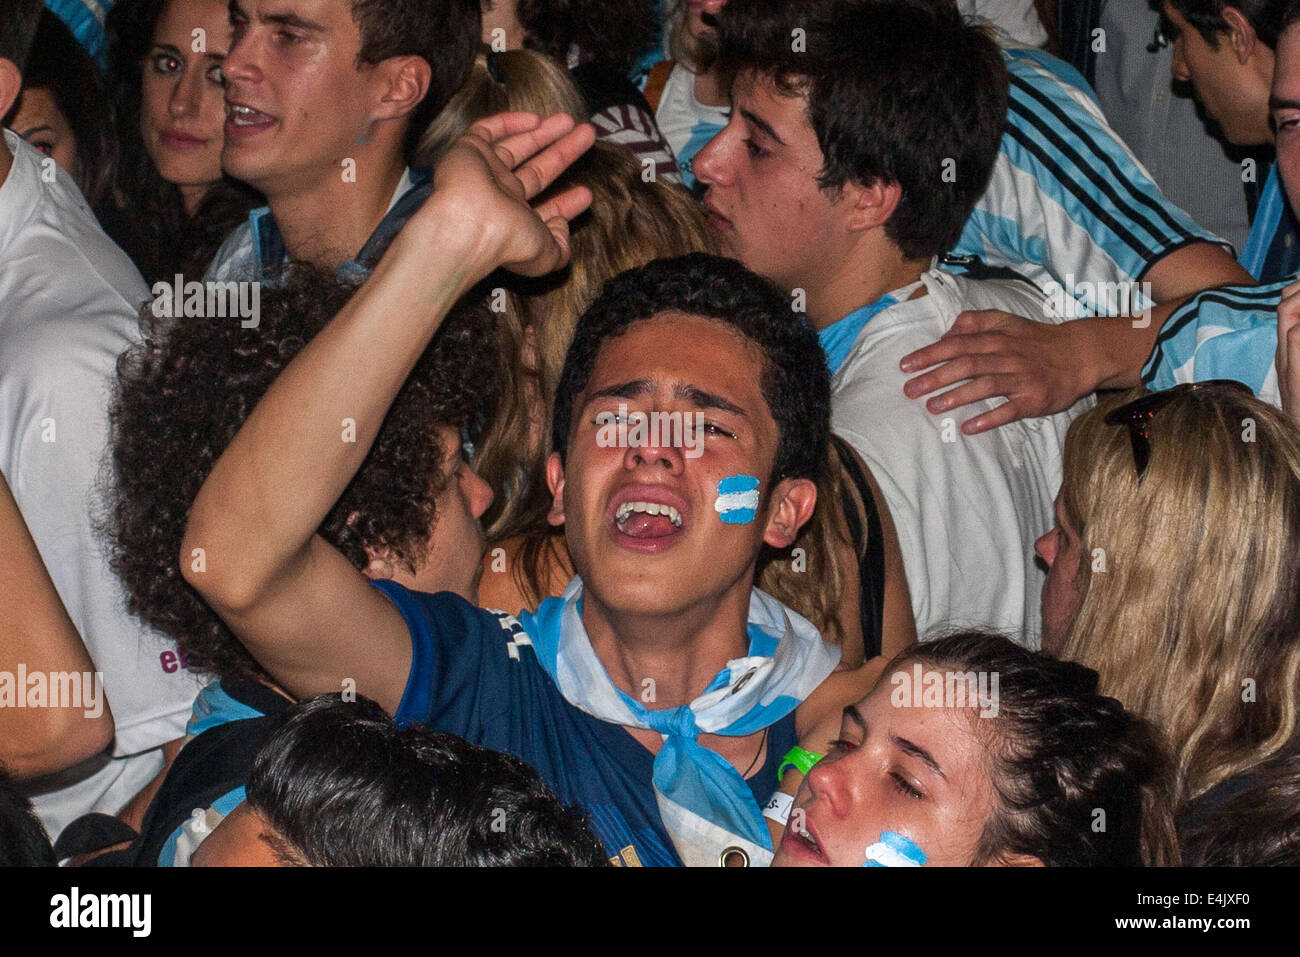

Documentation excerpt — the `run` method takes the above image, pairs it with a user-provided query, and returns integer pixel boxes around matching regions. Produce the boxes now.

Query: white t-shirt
[830,268,1094,648]
[959,0,1047,49]
[654,62,729,191]
[0,131,203,839]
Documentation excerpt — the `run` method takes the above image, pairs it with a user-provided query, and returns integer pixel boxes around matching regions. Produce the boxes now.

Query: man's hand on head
[1277,279,1300,422]
[897,309,1093,434]
[421,112,596,279]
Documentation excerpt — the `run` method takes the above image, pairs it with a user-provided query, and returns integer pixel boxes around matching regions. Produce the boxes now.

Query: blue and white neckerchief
[527,577,840,867]
[818,278,926,376]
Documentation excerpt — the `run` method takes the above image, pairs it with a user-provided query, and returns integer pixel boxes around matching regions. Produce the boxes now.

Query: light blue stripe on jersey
[1002,47,1100,107]
[677,119,726,191]
[1142,279,1292,398]
[158,786,246,867]
[950,49,1218,315]
[185,680,266,737]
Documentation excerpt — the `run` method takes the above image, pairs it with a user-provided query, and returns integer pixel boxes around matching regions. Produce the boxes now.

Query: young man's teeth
[615,501,683,527]
[228,105,265,126]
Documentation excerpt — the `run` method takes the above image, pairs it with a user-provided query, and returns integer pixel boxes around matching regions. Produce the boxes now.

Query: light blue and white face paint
[863,831,927,867]
[715,474,760,524]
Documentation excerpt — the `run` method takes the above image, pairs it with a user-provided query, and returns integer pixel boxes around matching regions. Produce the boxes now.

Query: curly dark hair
[894,632,1179,866]
[714,0,1008,260]
[104,0,262,285]
[106,266,501,684]
[552,252,830,489]
[516,0,656,71]
[247,694,609,866]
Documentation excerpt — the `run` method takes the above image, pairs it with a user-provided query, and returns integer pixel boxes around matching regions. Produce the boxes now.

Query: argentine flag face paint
[715,475,760,524]
[863,831,927,867]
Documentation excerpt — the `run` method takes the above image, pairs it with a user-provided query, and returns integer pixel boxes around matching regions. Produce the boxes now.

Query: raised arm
[181,114,594,713]
[0,470,113,779]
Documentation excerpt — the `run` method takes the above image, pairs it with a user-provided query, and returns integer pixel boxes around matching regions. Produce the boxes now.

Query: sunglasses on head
[1103,380,1253,481]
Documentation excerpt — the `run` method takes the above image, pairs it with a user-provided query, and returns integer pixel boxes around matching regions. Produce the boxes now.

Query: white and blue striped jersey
[948,46,1227,316]
[1141,279,1290,406]
[654,61,729,191]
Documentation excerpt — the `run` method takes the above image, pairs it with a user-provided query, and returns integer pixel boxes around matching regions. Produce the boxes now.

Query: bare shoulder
[477,534,574,614]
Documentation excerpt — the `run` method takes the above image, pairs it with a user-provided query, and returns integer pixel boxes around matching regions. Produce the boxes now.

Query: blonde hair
[413,45,588,538]
[417,46,589,168]
[1057,385,1300,807]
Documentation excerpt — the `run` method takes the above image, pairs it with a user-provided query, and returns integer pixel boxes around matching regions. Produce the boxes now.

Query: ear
[0,58,22,122]
[1222,7,1261,62]
[840,177,903,234]
[545,451,567,527]
[761,477,817,549]
[372,55,432,122]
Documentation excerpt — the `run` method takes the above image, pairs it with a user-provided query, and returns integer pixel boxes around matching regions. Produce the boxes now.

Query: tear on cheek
[715,474,760,524]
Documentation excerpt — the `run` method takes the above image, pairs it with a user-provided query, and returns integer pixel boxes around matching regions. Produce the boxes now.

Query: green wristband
[777,746,824,783]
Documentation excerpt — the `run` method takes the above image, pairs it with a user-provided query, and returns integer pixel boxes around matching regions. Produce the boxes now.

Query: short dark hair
[107,266,500,684]
[552,252,831,488]
[894,632,1179,866]
[1163,0,1295,48]
[3,11,117,208]
[516,0,656,72]
[349,0,482,163]
[0,764,55,866]
[0,0,43,70]
[246,694,609,866]
[715,0,1009,259]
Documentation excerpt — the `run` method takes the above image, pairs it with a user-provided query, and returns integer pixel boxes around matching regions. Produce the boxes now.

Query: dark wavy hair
[0,0,42,70]
[2,11,117,208]
[106,267,501,684]
[350,0,482,162]
[246,694,608,866]
[1179,744,1300,865]
[714,0,1008,259]
[552,252,831,488]
[516,0,656,71]
[1162,0,1295,48]
[104,0,262,285]
[893,632,1179,866]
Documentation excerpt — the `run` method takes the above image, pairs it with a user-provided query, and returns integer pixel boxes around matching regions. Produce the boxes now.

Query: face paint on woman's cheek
[863,831,927,867]
[715,474,760,524]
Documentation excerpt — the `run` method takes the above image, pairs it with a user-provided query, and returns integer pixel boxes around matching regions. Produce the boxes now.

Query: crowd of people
[1,0,1298,868]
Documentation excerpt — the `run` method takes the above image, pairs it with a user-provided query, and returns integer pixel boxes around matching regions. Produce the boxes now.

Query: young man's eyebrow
[739,107,786,146]
[587,380,654,403]
[842,704,866,733]
[1270,96,1300,112]
[672,384,747,417]
[891,734,947,780]
[263,10,327,32]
